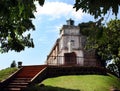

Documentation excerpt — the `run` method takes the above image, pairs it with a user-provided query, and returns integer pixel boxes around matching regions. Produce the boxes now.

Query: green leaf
[38,0,45,6]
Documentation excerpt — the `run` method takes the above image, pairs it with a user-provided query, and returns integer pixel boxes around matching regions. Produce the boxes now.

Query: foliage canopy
[0,0,44,53]
[79,19,120,69]
[79,20,120,60]
[74,0,120,18]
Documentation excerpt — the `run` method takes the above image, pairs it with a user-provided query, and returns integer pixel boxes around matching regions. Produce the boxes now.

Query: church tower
[46,19,100,66]
[58,19,84,65]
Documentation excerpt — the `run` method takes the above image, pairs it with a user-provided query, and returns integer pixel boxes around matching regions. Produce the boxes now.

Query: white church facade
[46,19,101,67]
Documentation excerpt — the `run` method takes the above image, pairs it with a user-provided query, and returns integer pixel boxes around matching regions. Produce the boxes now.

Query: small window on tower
[71,40,75,46]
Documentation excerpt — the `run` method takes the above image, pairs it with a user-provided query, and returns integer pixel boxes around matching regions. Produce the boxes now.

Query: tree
[10,60,16,68]
[0,0,44,53]
[114,57,120,77]
[106,59,119,77]
[79,19,120,75]
[79,20,106,67]
[74,0,120,18]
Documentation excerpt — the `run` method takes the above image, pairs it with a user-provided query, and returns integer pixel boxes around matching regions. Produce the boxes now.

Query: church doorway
[64,52,77,65]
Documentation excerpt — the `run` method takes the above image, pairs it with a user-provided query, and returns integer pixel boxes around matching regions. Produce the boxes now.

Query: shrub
[10,61,16,68]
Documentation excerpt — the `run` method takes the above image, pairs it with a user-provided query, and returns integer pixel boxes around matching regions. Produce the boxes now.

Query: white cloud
[35,1,84,20]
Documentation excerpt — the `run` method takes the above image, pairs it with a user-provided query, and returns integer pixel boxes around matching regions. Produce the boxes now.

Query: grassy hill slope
[24,74,120,91]
[0,68,120,91]
[0,67,18,82]
[42,74,120,91]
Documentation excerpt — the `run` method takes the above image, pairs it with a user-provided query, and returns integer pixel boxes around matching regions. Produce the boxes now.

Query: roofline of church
[46,38,60,59]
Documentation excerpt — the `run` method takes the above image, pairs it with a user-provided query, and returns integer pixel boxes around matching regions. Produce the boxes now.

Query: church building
[46,19,101,66]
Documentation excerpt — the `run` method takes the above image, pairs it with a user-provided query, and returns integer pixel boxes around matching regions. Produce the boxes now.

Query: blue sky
[0,0,120,69]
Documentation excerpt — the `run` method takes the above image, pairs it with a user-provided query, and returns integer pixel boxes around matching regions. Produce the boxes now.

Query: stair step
[4,87,21,91]
[12,78,31,83]
[10,82,29,85]
[11,81,30,84]
[14,78,31,80]
[7,85,27,88]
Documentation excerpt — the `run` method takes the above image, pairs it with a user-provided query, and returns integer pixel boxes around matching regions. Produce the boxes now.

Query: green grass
[0,67,18,81]
[1,68,120,91]
[23,74,120,91]
[41,74,120,91]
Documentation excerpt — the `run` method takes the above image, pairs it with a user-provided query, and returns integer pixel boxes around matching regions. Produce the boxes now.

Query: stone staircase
[4,78,30,91]
[0,65,47,91]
